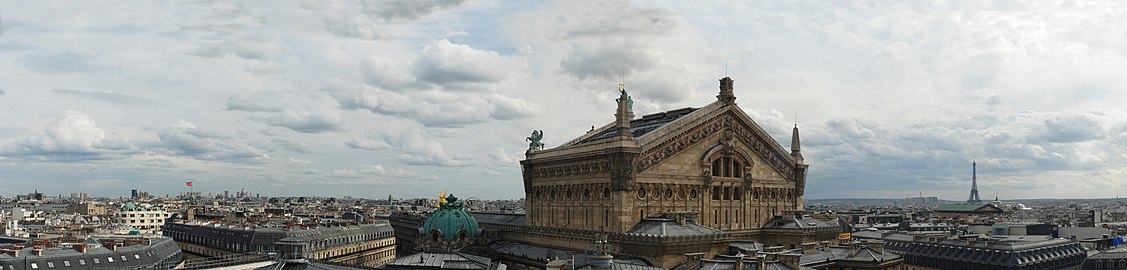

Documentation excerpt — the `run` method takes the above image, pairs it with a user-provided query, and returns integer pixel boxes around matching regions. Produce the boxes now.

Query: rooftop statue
[617,83,633,113]
[527,130,544,151]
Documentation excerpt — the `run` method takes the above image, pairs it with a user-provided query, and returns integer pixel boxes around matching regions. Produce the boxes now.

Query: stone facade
[523,79,807,235]
[515,77,820,268]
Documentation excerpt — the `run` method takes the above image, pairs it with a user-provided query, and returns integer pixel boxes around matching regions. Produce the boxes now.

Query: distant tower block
[967,161,982,204]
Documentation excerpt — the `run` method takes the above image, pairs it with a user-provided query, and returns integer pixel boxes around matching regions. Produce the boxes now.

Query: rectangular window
[604,210,609,228]
[107,257,113,263]
[94,258,100,264]
[723,157,731,177]
[734,188,741,200]
[46,262,53,268]
[733,161,741,177]
[30,263,36,269]
[712,187,721,200]
[723,187,731,200]
[79,260,86,266]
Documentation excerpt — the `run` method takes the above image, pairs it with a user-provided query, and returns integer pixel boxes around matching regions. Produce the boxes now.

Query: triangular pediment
[634,103,796,180]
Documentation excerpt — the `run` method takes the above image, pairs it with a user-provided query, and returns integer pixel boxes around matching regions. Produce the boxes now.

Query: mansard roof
[574,107,698,144]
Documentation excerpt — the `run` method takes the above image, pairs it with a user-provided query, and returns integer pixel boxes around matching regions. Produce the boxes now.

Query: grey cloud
[271,138,312,154]
[1039,114,1105,143]
[225,93,284,112]
[0,88,5,95]
[803,109,1127,198]
[362,0,468,22]
[185,42,281,60]
[327,83,492,128]
[415,39,507,90]
[345,138,390,151]
[360,56,426,91]
[249,138,313,154]
[157,120,269,163]
[50,89,151,105]
[20,52,102,74]
[262,110,345,133]
[560,46,656,81]
[488,95,538,121]
[0,41,35,51]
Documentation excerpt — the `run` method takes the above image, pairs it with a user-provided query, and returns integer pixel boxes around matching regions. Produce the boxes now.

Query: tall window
[711,157,743,178]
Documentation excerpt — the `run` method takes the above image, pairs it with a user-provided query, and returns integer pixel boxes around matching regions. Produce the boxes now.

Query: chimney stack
[779,253,801,270]
[802,242,817,254]
[31,246,43,256]
[73,244,88,253]
[546,260,568,270]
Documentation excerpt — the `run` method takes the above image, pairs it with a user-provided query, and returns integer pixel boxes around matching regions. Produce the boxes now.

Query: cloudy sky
[1,1,1125,200]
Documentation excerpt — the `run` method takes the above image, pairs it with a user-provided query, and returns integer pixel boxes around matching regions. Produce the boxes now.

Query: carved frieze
[526,160,611,179]
[636,110,795,180]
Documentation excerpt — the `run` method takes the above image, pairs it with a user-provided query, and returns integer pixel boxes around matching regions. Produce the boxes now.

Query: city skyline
[1,1,1126,199]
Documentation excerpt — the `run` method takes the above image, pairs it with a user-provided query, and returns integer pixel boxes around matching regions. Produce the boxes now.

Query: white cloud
[0,111,134,161]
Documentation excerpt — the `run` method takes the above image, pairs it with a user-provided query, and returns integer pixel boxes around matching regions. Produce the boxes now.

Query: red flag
[186,181,193,187]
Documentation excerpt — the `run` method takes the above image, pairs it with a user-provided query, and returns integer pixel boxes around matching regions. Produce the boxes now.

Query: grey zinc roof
[626,218,724,236]
[470,212,525,225]
[489,241,655,269]
[761,215,839,230]
[574,107,698,145]
[698,258,801,270]
[383,252,492,270]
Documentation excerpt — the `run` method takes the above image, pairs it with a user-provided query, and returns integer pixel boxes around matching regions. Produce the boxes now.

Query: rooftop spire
[717,77,736,105]
[791,124,803,164]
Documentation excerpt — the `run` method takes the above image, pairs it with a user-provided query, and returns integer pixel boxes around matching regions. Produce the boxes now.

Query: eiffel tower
[967,161,982,204]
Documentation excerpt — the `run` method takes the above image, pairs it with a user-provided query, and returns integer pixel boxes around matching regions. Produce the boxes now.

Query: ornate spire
[717,77,736,105]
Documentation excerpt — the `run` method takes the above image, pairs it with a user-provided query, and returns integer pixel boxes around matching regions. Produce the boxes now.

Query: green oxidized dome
[420,194,480,241]
[122,202,137,211]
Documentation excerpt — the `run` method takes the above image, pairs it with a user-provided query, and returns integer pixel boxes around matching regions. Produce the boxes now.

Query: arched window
[603,188,610,198]
[712,159,722,176]
[430,229,441,241]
